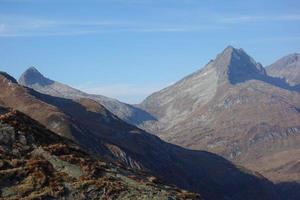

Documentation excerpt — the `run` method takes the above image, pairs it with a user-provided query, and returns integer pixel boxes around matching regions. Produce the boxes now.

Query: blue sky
[0,0,300,103]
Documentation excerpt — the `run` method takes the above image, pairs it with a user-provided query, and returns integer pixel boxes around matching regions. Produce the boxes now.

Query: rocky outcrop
[0,108,200,200]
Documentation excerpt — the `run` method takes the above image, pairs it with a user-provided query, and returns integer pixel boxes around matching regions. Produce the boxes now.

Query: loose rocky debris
[0,108,201,200]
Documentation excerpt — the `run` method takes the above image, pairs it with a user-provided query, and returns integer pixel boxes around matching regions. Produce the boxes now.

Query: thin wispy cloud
[0,15,122,37]
[0,14,199,37]
[1,12,300,37]
[229,36,300,47]
[0,13,228,37]
[220,14,300,23]
[125,28,188,32]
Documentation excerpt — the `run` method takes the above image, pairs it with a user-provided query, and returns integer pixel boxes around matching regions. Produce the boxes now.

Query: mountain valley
[2,45,300,199]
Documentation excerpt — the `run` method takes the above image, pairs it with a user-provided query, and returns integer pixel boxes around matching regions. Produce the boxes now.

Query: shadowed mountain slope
[0,107,201,200]
[0,71,280,200]
[139,46,300,184]
[19,67,156,125]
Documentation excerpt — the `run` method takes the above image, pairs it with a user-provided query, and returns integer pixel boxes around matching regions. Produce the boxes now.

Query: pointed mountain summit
[19,67,54,86]
[139,46,300,185]
[212,46,266,84]
[267,53,300,86]
[139,46,267,120]
[19,67,156,125]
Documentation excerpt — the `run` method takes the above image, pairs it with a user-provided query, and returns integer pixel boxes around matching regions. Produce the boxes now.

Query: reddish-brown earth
[0,71,280,200]
[0,107,201,200]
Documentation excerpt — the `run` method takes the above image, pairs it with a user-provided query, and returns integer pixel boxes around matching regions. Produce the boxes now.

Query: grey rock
[19,67,156,126]
[266,53,300,87]
[138,46,300,184]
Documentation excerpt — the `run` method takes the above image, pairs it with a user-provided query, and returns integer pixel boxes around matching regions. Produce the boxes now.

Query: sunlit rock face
[139,46,300,184]
[267,53,300,88]
[19,67,156,126]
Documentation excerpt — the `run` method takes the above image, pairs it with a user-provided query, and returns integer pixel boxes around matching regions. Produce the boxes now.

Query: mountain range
[139,46,300,184]
[0,70,280,199]
[18,67,156,125]
[1,45,300,199]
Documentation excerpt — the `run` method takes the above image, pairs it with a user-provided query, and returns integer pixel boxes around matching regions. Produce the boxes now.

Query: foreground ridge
[0,108,201,200]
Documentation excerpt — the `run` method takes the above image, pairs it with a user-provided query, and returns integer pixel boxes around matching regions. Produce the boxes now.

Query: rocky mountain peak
[286,53,300,63]
[212,46,266,84]
[290,52,300,59]
[215,45,247,61]
[268,53,300,69]
[19,67,54,86]
[139,46,271,122]
[222,45,242,54]
[266,53,300,87]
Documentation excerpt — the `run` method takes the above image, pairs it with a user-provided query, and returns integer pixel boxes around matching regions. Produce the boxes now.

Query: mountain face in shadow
[0,107,201,200]
[212,46,267,84]
[18,66,54,86]
[139,46,300,185]
[276,181,300,200]
[0,72,280,200]
[19,67,156,125]
[219,47,295,91]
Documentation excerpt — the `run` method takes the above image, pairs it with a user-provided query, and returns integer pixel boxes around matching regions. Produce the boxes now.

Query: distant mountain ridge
[0,71,281,200]
[19,67,156,125]
[267,53,300,89]
[19,66,54,86]
[17,48,300,186]
[14,46,300,199]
